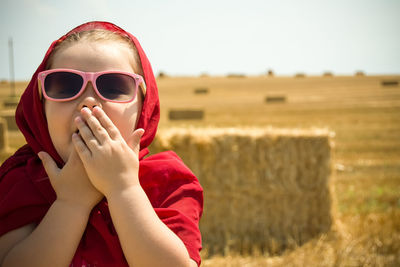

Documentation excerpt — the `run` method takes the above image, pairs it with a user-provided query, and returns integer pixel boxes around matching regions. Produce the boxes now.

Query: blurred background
[0,1,399,266]
[0,0,400,79]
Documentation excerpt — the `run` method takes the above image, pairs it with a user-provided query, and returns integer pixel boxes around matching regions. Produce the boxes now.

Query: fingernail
[81,107,91,114]
[38,152,43,160]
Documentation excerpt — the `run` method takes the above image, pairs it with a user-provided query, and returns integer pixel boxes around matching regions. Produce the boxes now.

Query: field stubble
[157,75,400,266]
[1,75,400,266]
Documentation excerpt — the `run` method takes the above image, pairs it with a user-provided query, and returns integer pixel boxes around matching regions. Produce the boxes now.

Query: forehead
[50,41,137,73]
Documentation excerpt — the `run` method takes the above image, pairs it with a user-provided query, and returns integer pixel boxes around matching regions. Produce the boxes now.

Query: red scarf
[0,21,203,266]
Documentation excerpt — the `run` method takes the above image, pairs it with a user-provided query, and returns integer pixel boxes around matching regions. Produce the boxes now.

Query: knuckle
[76,143,85,151]
[81,128,92,138]
[100,132,109,139]
[88,139,98,146]
[89,117,99,126]
[110,128,119,136]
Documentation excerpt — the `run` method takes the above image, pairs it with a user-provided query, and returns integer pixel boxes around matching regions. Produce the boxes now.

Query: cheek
[105,104,140,141]
[45,102,71,133]
[45,102,59,134]
[44,101,75,161]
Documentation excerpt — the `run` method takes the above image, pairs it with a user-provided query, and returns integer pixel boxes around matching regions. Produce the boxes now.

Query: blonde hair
[45,29,146,97]
[46,29,143,76]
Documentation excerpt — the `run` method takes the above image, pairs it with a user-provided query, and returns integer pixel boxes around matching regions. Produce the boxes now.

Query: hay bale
[227,73,246,78]
[355,71,365,76]
[157,71,167,78]
[0,109,18,131]
[3,96,19,108]
[381,80,399,87]
[194,88,209,94]
[151,127,333,256]
[168,109,204,120]
[265,96,286,103]
[0,118,8,151]
[294,73,306,78]
[323,71,333,77]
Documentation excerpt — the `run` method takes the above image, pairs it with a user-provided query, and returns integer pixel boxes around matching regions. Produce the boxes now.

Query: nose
[77,81,102,110]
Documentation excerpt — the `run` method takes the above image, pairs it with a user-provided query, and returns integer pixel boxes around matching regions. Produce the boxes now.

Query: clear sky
[0,0,399,80]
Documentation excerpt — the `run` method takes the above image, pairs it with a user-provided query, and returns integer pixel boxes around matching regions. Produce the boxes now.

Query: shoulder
[0,145,33,178]
[139,151,203,208]
[142,150,185,164]
[0,145,48,237]
[0,145,35,194]
[140,150,195,179]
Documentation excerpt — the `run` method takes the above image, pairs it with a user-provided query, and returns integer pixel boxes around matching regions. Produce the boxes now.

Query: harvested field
[155,74,400,266]
[1,75,400,266]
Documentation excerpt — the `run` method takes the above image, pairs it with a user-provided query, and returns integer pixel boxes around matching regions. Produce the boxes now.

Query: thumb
[38,151,60,178]
[67,144,80,165]
[127,128,145,153]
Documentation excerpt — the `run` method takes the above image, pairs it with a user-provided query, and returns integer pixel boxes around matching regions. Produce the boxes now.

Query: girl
[0,21,203,267]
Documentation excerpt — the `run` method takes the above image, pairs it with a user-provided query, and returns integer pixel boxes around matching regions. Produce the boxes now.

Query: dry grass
[1,75,400,266]
[156,75,400,266]
[201,210,400,266]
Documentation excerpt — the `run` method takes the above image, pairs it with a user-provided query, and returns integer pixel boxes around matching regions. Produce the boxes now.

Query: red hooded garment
[0,21,203,266]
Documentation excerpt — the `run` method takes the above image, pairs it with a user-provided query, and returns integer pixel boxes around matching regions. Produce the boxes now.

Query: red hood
[16,21,160,164]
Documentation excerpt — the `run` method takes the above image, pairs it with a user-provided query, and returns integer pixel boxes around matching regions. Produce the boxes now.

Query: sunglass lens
[96,73,136,101]
[44,72,83,99]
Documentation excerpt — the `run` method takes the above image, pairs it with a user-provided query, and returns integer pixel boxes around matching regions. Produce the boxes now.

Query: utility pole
[8,37,16,97]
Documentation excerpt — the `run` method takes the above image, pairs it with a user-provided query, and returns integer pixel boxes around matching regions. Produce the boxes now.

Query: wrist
[102,172,141,199]
[105,184,143,202]
[54,198,95,215]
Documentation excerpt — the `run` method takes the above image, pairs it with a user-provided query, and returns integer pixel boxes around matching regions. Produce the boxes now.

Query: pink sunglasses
[38,68,146,103]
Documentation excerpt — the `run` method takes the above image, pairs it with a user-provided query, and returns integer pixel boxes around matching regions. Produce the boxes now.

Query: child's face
[44,41,142,162]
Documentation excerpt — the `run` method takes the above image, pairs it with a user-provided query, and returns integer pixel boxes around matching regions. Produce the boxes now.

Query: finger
[68,140,83,164]
[127,128,145,153]
[75,116,100,151]
[72,132,92,162]
[92,106,121,140]
[38,151,60,179]
[80,107,110,144]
